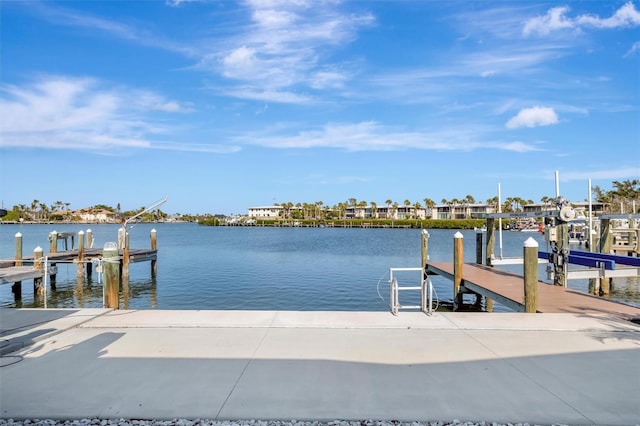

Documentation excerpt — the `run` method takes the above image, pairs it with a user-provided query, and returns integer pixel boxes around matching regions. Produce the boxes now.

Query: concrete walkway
[1,308,639,425]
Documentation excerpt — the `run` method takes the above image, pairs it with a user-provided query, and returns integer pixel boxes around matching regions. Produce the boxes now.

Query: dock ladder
[389,267,433,315]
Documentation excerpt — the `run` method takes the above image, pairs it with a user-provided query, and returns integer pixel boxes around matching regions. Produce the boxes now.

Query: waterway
[1,223,638,311]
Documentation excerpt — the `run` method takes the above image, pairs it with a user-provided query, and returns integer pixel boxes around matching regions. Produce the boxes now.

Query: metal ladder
[389,267,433,315]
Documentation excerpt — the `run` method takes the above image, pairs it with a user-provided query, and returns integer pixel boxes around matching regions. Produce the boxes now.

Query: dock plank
[0,266,42,285]
[427,261,640,319]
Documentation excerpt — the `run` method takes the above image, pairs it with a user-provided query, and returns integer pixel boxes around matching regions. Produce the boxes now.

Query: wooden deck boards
[427,261,640,319]
[0,249,156,286]
[0,266,43,285]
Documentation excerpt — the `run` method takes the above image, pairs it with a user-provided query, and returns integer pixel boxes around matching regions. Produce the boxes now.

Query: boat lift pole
[588,179,594,251]
[498,183,503,259]
[124,196,169,229]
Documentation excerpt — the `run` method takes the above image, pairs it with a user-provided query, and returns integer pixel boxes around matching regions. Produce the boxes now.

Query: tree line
[2,179,638,222]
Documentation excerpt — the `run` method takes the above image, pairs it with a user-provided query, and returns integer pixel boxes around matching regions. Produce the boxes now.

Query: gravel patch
[0,420,568,426]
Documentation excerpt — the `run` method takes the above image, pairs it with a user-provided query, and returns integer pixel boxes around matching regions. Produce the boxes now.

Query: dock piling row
[2,228,159,307]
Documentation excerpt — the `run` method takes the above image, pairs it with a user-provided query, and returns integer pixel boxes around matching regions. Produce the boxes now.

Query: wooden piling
[33,246,44,296]
[553,222,568,287]
[122,232,130,279]
[48,231,58,286]
[475,230,483,265]
[118,227,125,250]
[523,237,538,313]
[12,233,23,299]
[453,231,464,311]
[150,229,157,276]
[485,218,495,266]
[77,230,85,278]
[49,231,58,253]
[15,232,23,266]
[599,218,612,295]
[103,242,120,309]
[87,229,94,249]
[421,229,429,270]
[483,220,495,312]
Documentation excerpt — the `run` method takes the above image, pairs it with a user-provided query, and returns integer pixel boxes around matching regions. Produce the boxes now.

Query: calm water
[1,223,638,311]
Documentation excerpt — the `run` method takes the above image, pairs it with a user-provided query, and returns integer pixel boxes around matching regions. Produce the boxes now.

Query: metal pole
[588,179,594,251]
[498,183,503,259]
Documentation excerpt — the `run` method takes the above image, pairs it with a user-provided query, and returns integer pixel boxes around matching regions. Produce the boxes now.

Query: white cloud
[0,76,210,153]
[523,6,575,36]
[236,121,542,153]
[505,106,559,129]
[559,167,640,181]
[211,1,374,103]
[32,2,198,56]
[576,2,640,29]
[624,41,640,57]
[523,2,640,37]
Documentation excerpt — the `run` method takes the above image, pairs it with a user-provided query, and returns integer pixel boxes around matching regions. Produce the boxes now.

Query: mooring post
[553,222,569,287]
[523,237,539,313]
[122,232,130,279]
[15,232,23,266]
[599,218,613,295]
[421,229,429,270]
[483,220,495,312]
[117,227,125,250]
[86,229,93,279]
[473,229,485,309]
[150,228,157,276]
[77,230,85,278]
[103,242,120,309]
[47,230,58,286]
[453,231,464,311]
[87,229,94,248]
[33,246,44,296]
[11,232,23,300]
[475,229,483,265]
[485,218,495,267]
[49,231,57,253]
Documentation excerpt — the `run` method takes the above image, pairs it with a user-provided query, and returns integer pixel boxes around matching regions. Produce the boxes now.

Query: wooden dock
[1,247,157,303]
[427,261,640,320]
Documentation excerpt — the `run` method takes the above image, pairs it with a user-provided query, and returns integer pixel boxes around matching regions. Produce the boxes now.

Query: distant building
[248,206,284,218]
[523,202,607,216]
[248,203,498,220]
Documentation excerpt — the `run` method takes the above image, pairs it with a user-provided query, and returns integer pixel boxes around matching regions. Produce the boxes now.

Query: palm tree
[385,199,393,219]
[39,202,49,221]
[413,201,422,219]
[403,199,411,219]
[462,195,475,219]
[486,196,499,210]
[423,198,435,219]
[30,199,39,221]
[64,202,71,222]
[450,198,460,219]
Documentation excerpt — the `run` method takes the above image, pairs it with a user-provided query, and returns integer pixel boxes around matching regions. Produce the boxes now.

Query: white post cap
[524,237,539,247]
[454,231,464,239]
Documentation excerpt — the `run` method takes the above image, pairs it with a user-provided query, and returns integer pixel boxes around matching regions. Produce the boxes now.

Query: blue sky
[1,0,638,215]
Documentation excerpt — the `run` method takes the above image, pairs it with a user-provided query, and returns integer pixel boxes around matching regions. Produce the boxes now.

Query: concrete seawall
[1,309,639,425]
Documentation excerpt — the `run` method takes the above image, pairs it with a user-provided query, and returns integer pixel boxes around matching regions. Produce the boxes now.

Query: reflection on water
[1,224,638,311]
